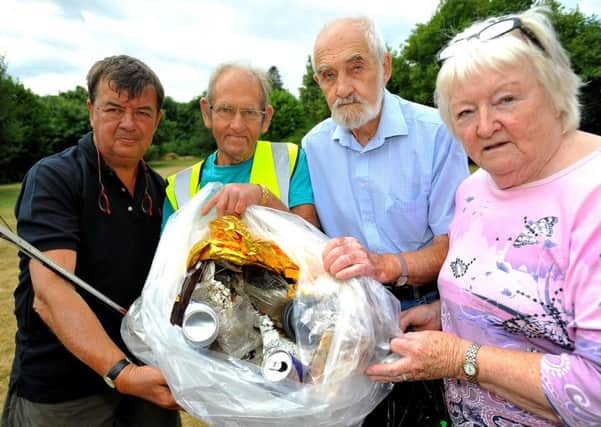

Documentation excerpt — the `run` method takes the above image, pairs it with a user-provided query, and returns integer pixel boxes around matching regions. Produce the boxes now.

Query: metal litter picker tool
[0,224,128,315]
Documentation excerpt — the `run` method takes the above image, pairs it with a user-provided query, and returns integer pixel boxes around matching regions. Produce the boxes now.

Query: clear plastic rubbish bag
[122,182,402,427]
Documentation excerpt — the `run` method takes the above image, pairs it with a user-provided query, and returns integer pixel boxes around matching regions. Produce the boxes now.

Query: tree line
[1,0,599,184]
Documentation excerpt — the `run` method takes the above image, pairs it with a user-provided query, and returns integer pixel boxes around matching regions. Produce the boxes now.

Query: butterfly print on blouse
[512,216,558,248]
[473,288,572,350]
[450,257,476,278]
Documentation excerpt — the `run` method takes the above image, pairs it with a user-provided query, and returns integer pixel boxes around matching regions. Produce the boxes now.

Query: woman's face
[449,59,563,189]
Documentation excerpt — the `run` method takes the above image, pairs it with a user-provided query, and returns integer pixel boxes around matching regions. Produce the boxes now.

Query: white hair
[312,16,386,72]
[435,6,582,135]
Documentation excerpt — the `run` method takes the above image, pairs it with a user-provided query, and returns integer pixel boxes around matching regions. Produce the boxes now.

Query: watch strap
[104,358,132,388]
[393,253,409,287]
[464,343,481,383]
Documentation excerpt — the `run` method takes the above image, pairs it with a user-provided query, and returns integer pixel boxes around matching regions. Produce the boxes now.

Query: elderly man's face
[87,78,162,168]
[449,58,562,189]
[200,69,273,165]
[313,22,390,130]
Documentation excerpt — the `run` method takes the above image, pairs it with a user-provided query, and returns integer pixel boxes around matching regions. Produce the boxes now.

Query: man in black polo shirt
[2,55,180,427]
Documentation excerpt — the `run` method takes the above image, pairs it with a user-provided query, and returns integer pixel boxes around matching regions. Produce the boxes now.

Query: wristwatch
[463,342,481,383]
[394,253,409,287]
[103,358,132,389]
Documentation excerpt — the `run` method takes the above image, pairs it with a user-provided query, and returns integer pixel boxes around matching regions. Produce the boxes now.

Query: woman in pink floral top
[366,6,601,426]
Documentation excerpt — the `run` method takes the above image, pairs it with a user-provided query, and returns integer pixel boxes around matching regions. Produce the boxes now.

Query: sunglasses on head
[437,17,546,64]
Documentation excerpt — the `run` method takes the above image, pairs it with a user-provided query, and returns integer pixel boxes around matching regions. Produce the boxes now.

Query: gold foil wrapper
[186,215,300,292]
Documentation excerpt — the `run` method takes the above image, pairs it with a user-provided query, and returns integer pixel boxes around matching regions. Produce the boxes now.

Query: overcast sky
[1,0,599,102]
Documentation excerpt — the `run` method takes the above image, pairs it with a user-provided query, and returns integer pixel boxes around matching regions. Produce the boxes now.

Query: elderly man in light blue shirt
[302,15,468,426]
[303,16,467,302]
[304,89,464,259]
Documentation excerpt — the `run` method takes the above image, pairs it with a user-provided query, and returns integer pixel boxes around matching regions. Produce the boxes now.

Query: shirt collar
[80,131,101,169]
[331,89,408,152]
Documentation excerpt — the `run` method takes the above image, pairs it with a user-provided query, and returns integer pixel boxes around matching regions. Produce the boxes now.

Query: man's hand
[322,237,377,280]
[200,183,262,217]
[115,364,180,410]
[322,237,400,283]
[30,251,180,411]
[399,300,442,332]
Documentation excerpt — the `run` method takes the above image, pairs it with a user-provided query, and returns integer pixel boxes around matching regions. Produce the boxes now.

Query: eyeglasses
[437,17,546,63]
[209,104,265,123]
[95,104,156,123]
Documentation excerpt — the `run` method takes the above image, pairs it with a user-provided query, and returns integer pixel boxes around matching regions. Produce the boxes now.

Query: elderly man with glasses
[162,63,318,227]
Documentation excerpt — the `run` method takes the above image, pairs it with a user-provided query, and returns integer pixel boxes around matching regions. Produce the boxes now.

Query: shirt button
[360,182,366,189]
[128,206,133,212]
[121,187,126,192]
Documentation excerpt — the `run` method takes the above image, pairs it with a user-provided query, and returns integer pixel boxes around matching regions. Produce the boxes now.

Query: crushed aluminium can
[181,301,219,349]
[262,349,304,382]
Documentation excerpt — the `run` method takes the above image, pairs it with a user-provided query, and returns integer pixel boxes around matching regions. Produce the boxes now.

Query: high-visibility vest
[165,140,299,211]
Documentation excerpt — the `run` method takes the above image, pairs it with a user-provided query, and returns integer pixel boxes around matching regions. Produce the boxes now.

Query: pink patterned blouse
[438,148,601,426]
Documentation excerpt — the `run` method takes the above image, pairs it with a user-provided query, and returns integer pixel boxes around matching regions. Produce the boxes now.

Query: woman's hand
[366,330,463,383]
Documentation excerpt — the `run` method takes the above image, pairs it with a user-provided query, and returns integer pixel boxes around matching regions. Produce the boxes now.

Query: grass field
[0,157,206,426]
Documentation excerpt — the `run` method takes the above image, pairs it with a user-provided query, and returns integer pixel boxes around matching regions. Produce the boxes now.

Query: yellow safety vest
[165,140,299,211]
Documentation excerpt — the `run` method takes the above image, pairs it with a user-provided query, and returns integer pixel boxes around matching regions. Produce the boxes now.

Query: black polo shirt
[10,132,165,403]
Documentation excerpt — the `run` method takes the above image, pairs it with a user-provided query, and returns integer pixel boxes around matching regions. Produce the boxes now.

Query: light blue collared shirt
[302,90,468,254]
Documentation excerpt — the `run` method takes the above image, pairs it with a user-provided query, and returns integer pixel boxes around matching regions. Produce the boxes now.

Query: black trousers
[362,378,448,426]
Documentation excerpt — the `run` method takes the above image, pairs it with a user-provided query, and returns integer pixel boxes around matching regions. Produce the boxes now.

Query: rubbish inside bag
[122,182,402,427]
[170,215,300,364]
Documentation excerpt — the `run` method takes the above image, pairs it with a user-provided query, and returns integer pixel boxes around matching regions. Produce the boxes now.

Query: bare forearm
[290,204,319,227]
[404,235,448,285]
[31,250,178,408]
[369,330,559,423]
[373,235,448,284]
[475,345,559,422]
[30,253,125,377]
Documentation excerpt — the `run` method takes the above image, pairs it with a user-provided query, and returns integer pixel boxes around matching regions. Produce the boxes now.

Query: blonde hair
[435,6,582,135]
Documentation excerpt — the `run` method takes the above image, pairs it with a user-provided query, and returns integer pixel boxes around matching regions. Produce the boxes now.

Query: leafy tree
[146,95,214,159]
[387,0,600,133]
[267,66,284,91]
[388,0,535,104]
[263,89,306,143]
[41,87,90,155]
[298,56,330,130]
[176,96,215,157]
[551,5,601,134]
[0,57,49,182]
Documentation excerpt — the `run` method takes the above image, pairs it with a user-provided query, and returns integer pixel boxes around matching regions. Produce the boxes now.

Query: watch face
[463,362,476,376]
[395,275,408,287]
[103,376,116,388]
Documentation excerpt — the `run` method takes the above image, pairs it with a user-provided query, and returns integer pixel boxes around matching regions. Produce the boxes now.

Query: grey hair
[205,62,272,110]
[435,6,582,135]
[312,16,386,71]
